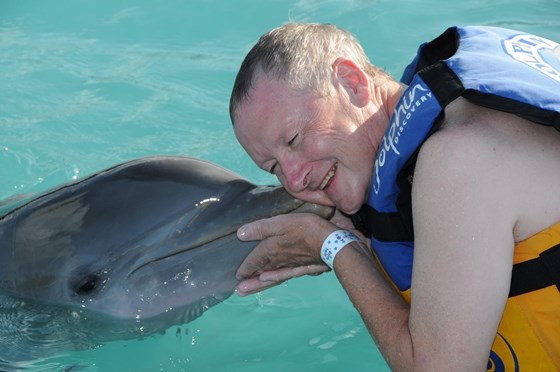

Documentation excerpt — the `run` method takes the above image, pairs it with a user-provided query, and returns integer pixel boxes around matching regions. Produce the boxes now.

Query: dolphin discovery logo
[372,82,434,195]
[502,33,560,83]
[487,332,519,372]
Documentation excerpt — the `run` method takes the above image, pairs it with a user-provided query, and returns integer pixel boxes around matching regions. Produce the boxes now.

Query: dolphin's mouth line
[126,235,233,278]
[126,202,333,278]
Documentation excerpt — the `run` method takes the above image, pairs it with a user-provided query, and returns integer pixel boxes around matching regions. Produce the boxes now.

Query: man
[229,23,560,371]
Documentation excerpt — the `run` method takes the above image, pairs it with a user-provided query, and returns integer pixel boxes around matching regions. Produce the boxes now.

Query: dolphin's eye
[75,275,101,295]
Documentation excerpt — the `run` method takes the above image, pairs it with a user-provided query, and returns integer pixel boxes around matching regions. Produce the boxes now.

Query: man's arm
[332,241,415,369]
[332,126,515,370]
[403,125,514,370]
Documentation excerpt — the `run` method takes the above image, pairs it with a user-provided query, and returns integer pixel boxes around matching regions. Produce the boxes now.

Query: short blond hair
[229,22,390,123]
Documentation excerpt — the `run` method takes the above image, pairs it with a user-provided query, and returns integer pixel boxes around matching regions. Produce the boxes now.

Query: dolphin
[0,156,333,364]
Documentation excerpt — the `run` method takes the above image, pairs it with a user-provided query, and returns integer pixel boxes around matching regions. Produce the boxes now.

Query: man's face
[233,76,376,214]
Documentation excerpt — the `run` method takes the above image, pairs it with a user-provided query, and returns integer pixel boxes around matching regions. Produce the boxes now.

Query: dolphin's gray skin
[0,156,333,365]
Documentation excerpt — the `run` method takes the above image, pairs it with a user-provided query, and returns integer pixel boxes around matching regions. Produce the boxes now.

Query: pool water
[1,0,558,370]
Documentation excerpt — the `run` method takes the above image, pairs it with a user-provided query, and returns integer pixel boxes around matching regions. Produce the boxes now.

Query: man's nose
[280,156,310,194]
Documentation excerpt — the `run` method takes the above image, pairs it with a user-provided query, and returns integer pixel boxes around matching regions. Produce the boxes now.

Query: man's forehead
[233,80,276,161]
[248,77,290,109]
[236,77,294,130]
[234,77,306,165]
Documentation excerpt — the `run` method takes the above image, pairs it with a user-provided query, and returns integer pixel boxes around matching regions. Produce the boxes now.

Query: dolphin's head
[0,157,333,325]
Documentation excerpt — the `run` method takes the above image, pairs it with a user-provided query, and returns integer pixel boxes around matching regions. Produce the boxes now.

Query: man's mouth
[319,163,337,190]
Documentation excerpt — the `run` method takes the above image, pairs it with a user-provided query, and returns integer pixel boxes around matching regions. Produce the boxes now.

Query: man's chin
[337,202,361,215]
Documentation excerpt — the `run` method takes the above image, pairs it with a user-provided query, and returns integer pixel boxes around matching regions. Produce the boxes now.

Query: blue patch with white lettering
[369,75,441,213]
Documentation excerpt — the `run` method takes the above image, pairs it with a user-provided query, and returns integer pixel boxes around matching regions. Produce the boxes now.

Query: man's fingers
[235,265,330,297]
[236,219,287,279]
[236,235,284,279]
[235,213,333,282]
[259,265,329,282]
[235,250,269,280]
[237,217,278,242]
[235,277,282,296]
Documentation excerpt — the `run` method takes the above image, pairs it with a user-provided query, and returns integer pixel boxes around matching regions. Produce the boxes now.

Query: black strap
[463,90,560,131]
[351,204,412,242]
[412,26,459,73]
[509,243,560,297]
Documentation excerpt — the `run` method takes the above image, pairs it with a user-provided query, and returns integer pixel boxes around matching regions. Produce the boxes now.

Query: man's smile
[320,163,337,190]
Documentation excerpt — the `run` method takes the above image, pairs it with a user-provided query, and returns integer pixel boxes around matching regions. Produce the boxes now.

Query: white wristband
[321,230,360,269]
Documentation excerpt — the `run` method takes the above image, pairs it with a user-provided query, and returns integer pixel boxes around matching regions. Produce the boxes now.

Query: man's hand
[234,210,369,296]
[235,213,337,295]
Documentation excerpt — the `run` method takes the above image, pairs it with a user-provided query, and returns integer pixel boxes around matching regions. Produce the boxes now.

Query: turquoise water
[1,0,559,370]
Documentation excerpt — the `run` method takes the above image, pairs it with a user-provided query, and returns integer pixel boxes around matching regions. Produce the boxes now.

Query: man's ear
[332,57,370,107]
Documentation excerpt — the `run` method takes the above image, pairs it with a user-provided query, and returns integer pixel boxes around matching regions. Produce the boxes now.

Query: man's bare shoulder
[415,97,560,241]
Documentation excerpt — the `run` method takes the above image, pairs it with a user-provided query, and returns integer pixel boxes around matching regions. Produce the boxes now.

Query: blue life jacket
[351,26,560,295]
